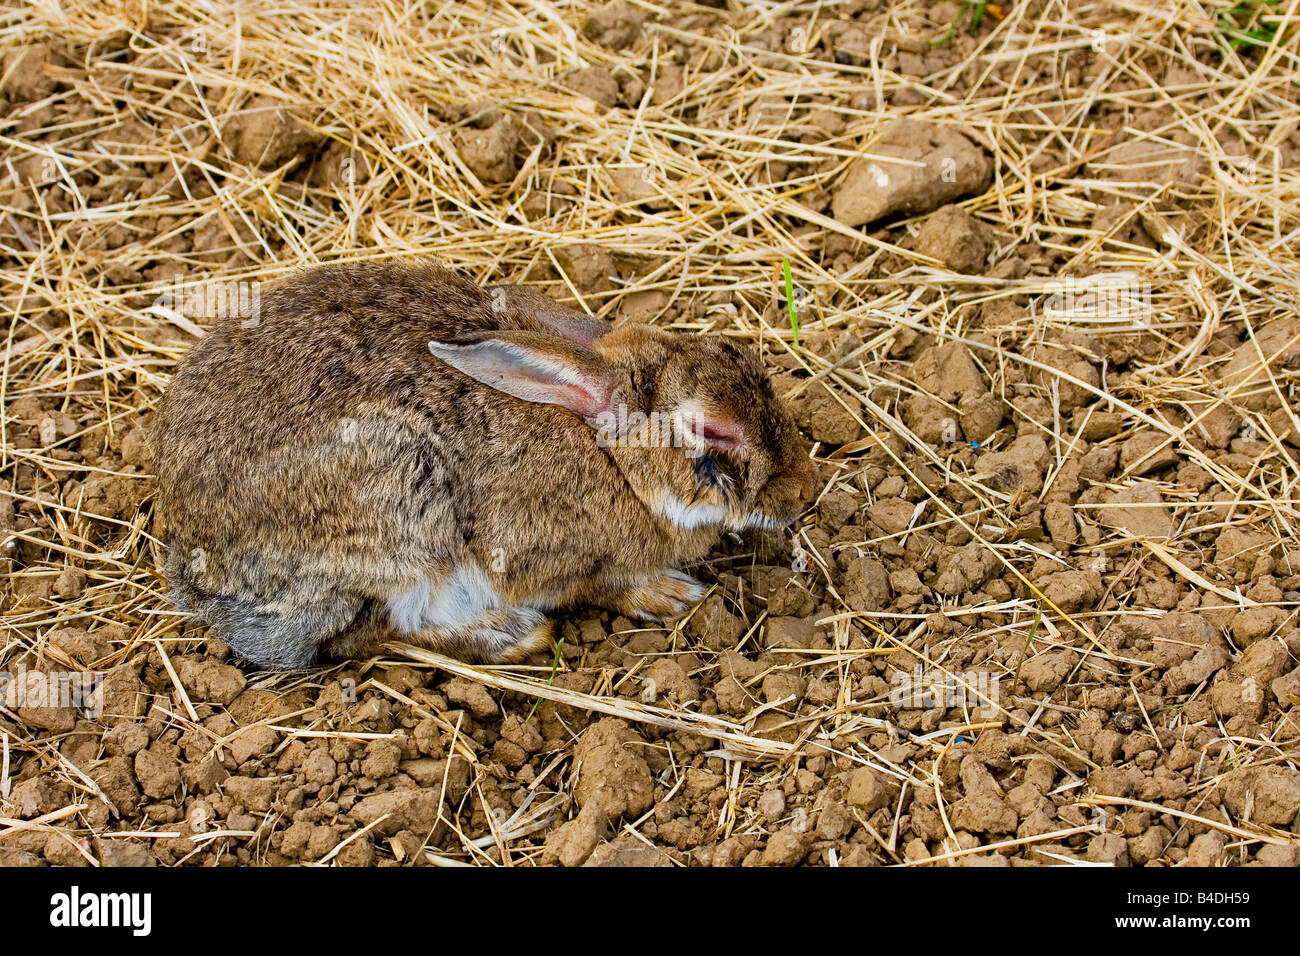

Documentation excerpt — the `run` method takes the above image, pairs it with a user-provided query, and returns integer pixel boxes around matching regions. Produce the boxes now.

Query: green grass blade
[782,257,800,349]
[525,637,564,721]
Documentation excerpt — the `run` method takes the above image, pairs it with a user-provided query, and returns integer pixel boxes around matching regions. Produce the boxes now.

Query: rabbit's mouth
[730,510,788,532]
[693,451,737,497]
[738,454,818,531]
[693,458,798,532]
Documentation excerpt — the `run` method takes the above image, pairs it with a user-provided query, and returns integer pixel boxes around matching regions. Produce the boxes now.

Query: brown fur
[153,261,816,669]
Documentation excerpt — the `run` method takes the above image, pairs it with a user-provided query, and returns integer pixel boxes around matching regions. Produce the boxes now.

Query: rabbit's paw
[477,609,556,662]
[393,605,555,663]
[613,569,707,622]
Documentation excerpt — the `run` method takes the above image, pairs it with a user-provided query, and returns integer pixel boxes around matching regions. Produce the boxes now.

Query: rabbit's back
[153,263,623,621]
[156,262,503,448]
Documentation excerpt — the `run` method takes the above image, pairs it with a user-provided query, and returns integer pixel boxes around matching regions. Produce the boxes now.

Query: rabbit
[152,260,818,669]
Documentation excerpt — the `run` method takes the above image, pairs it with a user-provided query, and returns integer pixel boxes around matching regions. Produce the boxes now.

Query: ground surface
[3,0,1300,867]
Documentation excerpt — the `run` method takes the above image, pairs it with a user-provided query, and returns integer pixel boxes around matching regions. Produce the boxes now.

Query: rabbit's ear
[429,332,622,421]
[486,284,612,347]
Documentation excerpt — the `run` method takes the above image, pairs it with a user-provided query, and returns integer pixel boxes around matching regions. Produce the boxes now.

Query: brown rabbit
[153,261,818,668]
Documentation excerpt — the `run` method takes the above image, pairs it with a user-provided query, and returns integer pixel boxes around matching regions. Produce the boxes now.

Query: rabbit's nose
[796,457,819,503]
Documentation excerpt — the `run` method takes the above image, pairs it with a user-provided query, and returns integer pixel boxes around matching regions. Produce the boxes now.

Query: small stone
[832,120,992,227]
[584,832,673,867]
[913,205,992,273]
[543,803,608,867]
[1222,767,1300,826]
[176,659,246,706]
[581,2,644,49]
[757,789,786,821]
[443,678,497,718]
[224,95,325,168]
[1099,482,1173,539]
[133,743,181,799]
[454,116,520,184]
[361,738,402,779]
[763,616,815,649]
[761,826,812,866]
[1186,831,1227,867]
[573,719,654,819]
[553,244,616,293]
[846,767,890,811]
[1020,650,1073,693]
[1086,832,1130,866]
[1120,431,1178,476]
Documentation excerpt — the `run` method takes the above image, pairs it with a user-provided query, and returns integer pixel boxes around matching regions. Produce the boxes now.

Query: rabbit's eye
[694,452,737,497]
[695,452,719,484]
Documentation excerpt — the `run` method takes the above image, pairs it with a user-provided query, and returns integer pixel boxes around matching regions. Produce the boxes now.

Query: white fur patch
[656,493,727,530]
[387,564,501,633]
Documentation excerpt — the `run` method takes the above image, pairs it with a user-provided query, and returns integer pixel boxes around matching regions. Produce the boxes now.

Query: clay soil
[2,0,1300,867]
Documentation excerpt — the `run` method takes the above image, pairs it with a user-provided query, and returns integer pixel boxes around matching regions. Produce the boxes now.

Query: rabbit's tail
[190,589,356,669]
[164,543,371,669]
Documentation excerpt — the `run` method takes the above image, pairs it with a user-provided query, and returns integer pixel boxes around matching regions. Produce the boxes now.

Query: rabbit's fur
[153,261,817,668]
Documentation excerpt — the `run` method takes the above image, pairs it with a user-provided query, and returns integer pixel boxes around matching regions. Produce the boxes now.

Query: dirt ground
[3,0,1300,867]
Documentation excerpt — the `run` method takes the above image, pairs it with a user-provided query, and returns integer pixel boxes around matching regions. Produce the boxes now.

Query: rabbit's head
[429,320,818,536]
